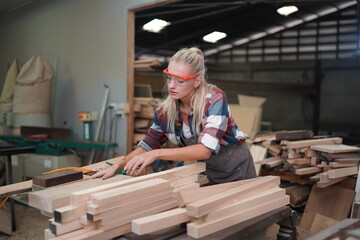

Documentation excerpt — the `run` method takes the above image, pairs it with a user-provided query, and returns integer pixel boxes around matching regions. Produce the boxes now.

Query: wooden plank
[54,205,86,224]
[187,196,289,239]
[90,178,172,206]
[90,196,176,222]
[29,174,132,213]
[33,169,83,188]
[287,158,311,165]
[0,180,32,198]
[175,178,259,207]
[186,176,280,218]
[311,144,360,153]
[250,144,268,176]
[309,213,338,234]
[71,163,205,207]
[252,131,286,143]
[285,185,311,206]
[256,156,282,166]
[170,174,198,188]
[66,223,131,240]
[300,184,355,228]
[327,167,358,179]
[303,148,317,158]
[261,142,282,155]
[203,188,286,222]
[100,199,178,231]
[49,218,82,236]
[329,162,358,168]
[131,208,191,235]
[288,152,303,159]
[45,225,96,240]
[286,137,342,149]
[264,159,283,168]
[295,167,321,175]
[275,130,314,141]
[87,190,173,215]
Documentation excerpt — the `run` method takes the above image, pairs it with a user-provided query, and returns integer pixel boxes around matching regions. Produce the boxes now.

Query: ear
[194,76,202,89]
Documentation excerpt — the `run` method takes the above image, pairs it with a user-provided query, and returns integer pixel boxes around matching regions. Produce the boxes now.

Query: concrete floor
[0,203,48,240]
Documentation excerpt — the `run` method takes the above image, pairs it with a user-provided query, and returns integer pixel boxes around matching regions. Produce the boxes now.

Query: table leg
[6,155,16,231]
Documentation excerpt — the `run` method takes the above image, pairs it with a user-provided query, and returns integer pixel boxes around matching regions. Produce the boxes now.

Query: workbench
[120,206,294,240]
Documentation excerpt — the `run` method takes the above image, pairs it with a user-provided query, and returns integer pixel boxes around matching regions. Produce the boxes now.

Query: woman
[91,47,256,184]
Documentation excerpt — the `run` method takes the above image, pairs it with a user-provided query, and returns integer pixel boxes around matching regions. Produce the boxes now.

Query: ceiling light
[203,31,227,43]
[277,6,298,16]
[143,18,170,33]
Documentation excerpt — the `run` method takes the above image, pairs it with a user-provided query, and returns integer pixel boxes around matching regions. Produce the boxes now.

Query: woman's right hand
[89,165,118,180]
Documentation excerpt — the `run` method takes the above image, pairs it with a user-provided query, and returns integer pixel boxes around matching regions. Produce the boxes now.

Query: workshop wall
[0,0,157,156]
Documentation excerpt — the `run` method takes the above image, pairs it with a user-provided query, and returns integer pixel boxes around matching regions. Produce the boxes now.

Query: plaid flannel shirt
[138,87,245,155]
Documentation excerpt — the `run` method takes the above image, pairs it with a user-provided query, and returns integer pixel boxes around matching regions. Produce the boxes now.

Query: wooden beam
[90,178,172,206]
[132,208,191,235]
[187,196,289,238]
[286,137,342,149]
[175,178,258,207]
[71,163,205,206]
[33,169,83,188]
[295,167,322,175]
[0,180,32,198]
[186,176,280,218]
[100,199,178,231]
[311,144,360,153]
[327,167,358,179]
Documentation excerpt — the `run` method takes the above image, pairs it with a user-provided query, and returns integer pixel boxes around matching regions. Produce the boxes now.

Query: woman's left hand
[124,150,158,176]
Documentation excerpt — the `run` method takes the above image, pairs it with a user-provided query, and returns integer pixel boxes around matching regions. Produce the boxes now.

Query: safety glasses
[163,68,198,86]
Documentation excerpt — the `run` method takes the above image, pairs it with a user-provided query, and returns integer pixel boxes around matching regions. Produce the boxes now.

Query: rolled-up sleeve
[198,91,229,155]
[138,111,168,151]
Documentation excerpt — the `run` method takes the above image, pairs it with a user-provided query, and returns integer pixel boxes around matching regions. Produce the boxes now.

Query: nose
[168,79,176,88]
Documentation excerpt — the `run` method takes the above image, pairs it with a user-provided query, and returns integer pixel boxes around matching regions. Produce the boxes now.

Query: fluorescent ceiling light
[203,31,227,43]
[143,18,170,33]
[277,6,298,16]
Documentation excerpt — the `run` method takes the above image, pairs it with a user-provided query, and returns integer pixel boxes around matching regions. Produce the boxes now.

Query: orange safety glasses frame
[163,68,198,80]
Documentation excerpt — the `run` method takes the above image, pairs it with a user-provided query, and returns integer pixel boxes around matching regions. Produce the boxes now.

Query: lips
[169,90,177,95]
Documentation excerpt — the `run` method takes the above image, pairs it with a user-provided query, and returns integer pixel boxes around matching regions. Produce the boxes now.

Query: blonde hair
[160,47,215,135]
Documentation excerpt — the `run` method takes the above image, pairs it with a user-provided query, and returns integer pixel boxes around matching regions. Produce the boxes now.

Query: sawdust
[0,204,48,240]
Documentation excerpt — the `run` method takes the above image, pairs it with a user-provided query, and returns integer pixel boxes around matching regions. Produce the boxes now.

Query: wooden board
[175,178,259,207]
[187,196,289,239]
[33,169,83,188]
[89,178,172,205]
[0,180,32,198]
[186,176,279,218]
[28,174,132,213]
[309,213,338,234]
[286,137,342,149]
[298,184,356,232]
[327,167,358,179]
[250,144,268,176]
[132,208,191,235]
[295,167,321,175]
[71,163,205,207]
[275,130,314,141]
[311,144,360,153]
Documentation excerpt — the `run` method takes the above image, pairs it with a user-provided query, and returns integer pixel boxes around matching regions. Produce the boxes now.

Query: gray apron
[181,133,257,185]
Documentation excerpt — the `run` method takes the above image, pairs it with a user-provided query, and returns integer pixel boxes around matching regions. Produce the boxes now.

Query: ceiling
[135,0,358,59]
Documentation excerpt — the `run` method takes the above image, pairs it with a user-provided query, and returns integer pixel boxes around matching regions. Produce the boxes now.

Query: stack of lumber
[40,163,205,239]
[134,59,162,72]
[131,175,289,239]
[133,97,160,148]
[250,130,360,188]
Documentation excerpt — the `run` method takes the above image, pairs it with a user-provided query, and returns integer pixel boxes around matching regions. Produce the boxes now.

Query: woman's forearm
[154,144,211,162]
